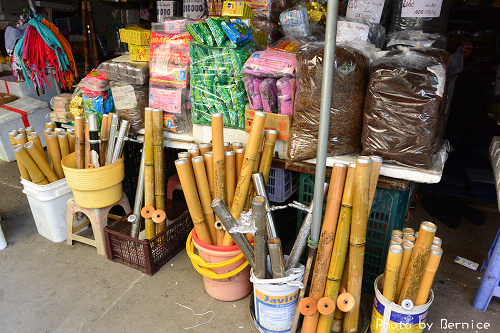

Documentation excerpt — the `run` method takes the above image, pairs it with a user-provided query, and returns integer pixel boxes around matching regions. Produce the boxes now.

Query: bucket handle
[186,231,250,280]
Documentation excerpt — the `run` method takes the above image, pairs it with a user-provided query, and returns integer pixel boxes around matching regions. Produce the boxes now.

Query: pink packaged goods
[259,78,278,113]
[243,50,296,77]
[149,87,185,114]
[277,76,296,115]
[243,75,264,110]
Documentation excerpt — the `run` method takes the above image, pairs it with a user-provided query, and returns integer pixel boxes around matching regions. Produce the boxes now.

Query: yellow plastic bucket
[61,152,124,208]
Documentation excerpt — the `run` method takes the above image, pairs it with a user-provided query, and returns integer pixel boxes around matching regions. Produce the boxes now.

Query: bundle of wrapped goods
[80,70,115,127]
[361,49,447,168]
[287,43,370,163]
[384,30,448,50]
[50,93,73,123]
[101,55,150,85]
[189,18,256,130]
[389,0,451,34]
[149,20,194,134]
[222,1,255,19]
[119,26,151,61]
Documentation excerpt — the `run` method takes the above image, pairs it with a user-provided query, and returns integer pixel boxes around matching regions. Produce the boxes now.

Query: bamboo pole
[232,142,243,151]
[13,144,48,185]
[17,128,26,140]
[100,114,109,167]
[192,156,216,244]
[204,152,215,200]
[382,244,404,302]
[46,132,65,179]
[27,132,45,158]
[332,256,350,332]
[368,156,382,210]
[175,158,212,244]
[235,148,245,181]
[392,230,403,239]
[415,246,442,306]
[178,152,193,171]
[10,130,31,181]
[82,0,91,74]
[45,122,56,131]
[68,133,76,153]
[317,163,355,333]
[144,108,156,238]
[224,142,231,152]
[403,228,415,237]
[153,109,166,232]
[74,117,85,169]
[189,148,200,158]
[85,120,90,167]
[86,0,99,68]
[291,247,317,333]
[224,112,266,246]
[25,126,34,135]
[243,130,265,211]
[212,113,226,205]
[404,235,416,244]
[258,129,278,184]
[198,142,212,156]
[225,151,236,208]
[43,129,54,169]
[398,221,437,304]
[302,163,347,333]
[391,238,403,246]
[25,141,59,183]
[433,237,442,247]
[57,132,70,160]
[14,133,28,147]
[395,241,414,301]
[344,156,372,333]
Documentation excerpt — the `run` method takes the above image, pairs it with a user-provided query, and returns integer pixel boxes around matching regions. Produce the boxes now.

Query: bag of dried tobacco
[389,0,451,35]
[287,42,370,163]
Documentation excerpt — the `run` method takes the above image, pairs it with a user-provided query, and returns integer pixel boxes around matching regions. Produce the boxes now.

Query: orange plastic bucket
[191,229,252,301]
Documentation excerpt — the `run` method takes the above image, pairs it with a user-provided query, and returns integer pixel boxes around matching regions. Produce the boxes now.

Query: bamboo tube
[225,151,236,208]
[212,113,226,205]
[27,132,45,159]
[68,133,75,153]
[13,145,48,185]
[74,117,85,169]
[391,238,403,246]
[192,156,216,244]
[25,142,59,183]
[368,156,382,216]
[85,120,90,167]
[25,126,34,135]
[243,130,265,212]
[43,129,54,168]
[415,231,419,239]
[57,132,71,160]
[415,246,443,306]
[398,221,437,304]
[9,130,30,181]
[54,128,65,134]
[395,241,414,301]
[153,109,166,232]
[224,142,231,151]
[14,133,28,146]
[433,237,442,247]
[332,258,350,333]
[46,133,65,179]
[302,163,347,333]
[175,159,212,244]
[100,114,109,167]
[404,235,416,243]
[178,152,193,176]
[382,245,404,302]
[403,228,415,237]
[82,0,90,74]
[198,142,212,156]
[225,112,266,246]
[317,164,355,333]
[392,230,403,239]
[86,0,99,68]
[45,122,55,131]
[189,148,200,158]
[144,108,156,238]
[232,142,243,151]
[235,148,245,181]
[204,152,215,200]
[258,130,278,185]
[344,156,372,333]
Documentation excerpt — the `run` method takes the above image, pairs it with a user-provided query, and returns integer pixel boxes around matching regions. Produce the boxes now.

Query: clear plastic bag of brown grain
[287,42,370,163]
[384,30,448,51]
[109,80,148,137]
[361,48,447,169]
[389,0,451,35]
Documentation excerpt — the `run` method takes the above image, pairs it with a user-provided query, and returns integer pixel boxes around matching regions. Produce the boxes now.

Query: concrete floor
[1,158,500,333]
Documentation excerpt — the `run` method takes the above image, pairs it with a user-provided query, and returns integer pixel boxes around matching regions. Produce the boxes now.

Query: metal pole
[310,0,340,244]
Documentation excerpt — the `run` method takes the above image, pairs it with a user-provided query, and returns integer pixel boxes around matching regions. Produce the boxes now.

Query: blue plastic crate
[266,167,299,203]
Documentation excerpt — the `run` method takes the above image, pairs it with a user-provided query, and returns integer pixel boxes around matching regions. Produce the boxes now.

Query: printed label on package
[346,0,385,24]
[110,85,137,110]
[151,32,192,64]
[336,21,369,44]
[401,0,443,18]
[183,0,204,19]
[243,51,296,76]
[157,1,175,22]
[149,88,183,113]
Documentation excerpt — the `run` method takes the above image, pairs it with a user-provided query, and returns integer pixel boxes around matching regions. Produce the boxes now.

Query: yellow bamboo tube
[235,148,245,181]
[192,156,216,244]
[344,156,372,333]
[100,114,109,167]
[392,230,403,239]
[68,133,76,153]
[57,132,70,159]
[199,142,212,156]
[212,113,226,205]
[302,163,347,333]
[9,130,30,181]
[317,164,355,333]
[55,128,64,134]
[27,132,45,159]
[204,152,215,200]
[368,156,382,216]
[144,108,156,238]
[404,235,416,243]
[85,120,90,167]
[243,130,265,212]
[403,228,415,237]
[258,129,278,185]
[175,158,212,244]
[14,133,28,146]
[224,142,231,151]
[45,121,55,131]
[398,221,437,304]
[25,126,34,135]
[224,112,266,246]
[433,237,442,247]
[178,152,193,172]
[382,245,404,302]
[415,246,443,306]
[46,132,65,179]
[225,151,236,208]
[391,237,403,246]
[43,129,54,168]
[189,148,200,158]
[74,117,85,169]
[232,142,243,151]
[17,128,27,141]
[395,241,414,301]
[25,141,59,183]
[153,108,166,233]
[332,256,349,332]
[13,144,48,185]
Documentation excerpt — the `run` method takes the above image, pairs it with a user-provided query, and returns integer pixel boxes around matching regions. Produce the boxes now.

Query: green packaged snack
[199,21,215,47]
[187,23,205,44]
[206,17,227,46]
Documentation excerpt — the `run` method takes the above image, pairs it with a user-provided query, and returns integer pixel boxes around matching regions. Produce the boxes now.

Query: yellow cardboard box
[245,108,292,141]
[129,44,150,62]
[119,27,151,45]
[222,1,254,20]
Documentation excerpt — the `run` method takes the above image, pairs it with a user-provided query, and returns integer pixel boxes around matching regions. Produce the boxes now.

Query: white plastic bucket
[250,259,305,333]
[370,274,434,333]
[21,178,73,242]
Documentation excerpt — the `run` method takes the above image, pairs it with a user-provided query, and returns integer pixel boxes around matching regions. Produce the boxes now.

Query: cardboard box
[245,108,292,141]
[0,97,51,162]
[129,44,150,62]
[0,92,17,105]
[119,27,151,45]
[0,75,60,104]
[222,1,254,19]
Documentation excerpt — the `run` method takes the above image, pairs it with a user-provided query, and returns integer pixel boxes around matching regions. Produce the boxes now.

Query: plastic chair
[66,193,131,255]
[166,174,183,200]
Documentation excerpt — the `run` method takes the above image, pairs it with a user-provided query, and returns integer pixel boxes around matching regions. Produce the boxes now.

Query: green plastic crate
[297,172,410,294]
